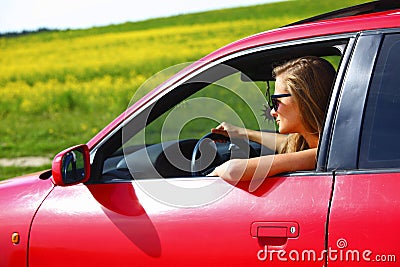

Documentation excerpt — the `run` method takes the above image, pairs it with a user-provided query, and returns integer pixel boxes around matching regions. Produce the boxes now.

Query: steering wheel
[190,132,258,177]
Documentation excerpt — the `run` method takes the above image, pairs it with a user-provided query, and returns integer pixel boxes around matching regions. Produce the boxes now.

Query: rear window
[359,33,400,169]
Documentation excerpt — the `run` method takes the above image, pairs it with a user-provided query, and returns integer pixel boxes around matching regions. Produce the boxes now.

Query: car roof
[286,0,400,26]
[203,8,400,64]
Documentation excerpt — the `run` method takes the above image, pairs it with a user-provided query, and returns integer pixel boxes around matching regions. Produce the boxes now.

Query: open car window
[97,37,349,182]
[103,68,274,180]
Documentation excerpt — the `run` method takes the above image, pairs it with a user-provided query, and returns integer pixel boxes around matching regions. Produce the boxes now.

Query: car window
[99,38,346,180]
[104,70,274,179]
[359,34,400,169]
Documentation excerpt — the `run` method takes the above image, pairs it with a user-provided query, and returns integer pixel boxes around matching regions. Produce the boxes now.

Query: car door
[328,32,400,265]
[29,175,333,266]
[28,36,353,266]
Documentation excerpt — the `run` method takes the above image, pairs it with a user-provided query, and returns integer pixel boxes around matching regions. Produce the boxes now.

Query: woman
[209,56,336,183]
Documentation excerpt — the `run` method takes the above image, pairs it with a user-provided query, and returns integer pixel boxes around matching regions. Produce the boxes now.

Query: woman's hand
[211,122,247,139]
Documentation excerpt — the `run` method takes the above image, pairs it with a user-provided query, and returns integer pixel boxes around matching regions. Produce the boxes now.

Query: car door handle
[250,222,299,238]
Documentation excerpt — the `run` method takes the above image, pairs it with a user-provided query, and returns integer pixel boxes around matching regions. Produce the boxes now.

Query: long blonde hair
[272,56,336,153]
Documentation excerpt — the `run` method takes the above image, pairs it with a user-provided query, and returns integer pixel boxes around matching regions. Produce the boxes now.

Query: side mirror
[51,144,90,186]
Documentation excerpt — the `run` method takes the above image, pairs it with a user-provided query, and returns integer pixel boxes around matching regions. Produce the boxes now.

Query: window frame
[327,28,400,172]
[326,31,383,171]
[89,34,357,183]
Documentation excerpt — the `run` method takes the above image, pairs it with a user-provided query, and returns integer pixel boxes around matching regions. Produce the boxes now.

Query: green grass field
[0,0,368,180]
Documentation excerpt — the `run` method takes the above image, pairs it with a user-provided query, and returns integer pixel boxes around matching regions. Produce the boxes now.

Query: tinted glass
[359,34,400,168]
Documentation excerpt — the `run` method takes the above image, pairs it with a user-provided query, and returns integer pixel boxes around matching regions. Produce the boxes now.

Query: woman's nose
[270,108,277,118]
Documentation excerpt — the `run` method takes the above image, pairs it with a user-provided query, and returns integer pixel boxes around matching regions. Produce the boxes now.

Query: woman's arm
[211,122,287,151]
[209,148,317,183]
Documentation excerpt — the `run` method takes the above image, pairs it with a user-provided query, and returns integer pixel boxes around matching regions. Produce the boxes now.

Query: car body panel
[0,175,54,267]
[29,175,333,266]
[328,172,400,265]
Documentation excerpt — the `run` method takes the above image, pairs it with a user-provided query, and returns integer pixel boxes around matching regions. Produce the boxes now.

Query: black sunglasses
[266,81,291,111]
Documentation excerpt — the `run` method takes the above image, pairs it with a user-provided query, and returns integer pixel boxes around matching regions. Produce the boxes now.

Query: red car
[1,1,400,266]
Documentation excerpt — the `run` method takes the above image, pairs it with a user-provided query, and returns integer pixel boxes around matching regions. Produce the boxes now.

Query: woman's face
[270,75,306,135]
